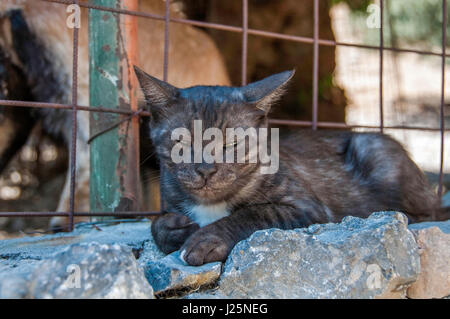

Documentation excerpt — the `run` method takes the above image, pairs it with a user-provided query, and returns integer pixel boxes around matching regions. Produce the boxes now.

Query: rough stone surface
[0,221,164,298]
[0,258,42,298]
[409,219,450,234]
[0,272,32,299]
[0,220,222,298]
[137,239,167,266]
[407,225,450,299]
[442,192,450,208]
[0,221,162,263]
[183,291,229,299]
[2,214,449,299]
[217,212,420,299]
[143,251,222,295]
[28,242,154,299]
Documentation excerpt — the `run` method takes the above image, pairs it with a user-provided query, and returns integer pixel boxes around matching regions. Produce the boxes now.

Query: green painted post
[89,0,140,216]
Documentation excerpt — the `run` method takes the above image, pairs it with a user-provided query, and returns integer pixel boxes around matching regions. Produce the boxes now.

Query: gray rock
[217,212,420,299]
[0,221,159,263]
[137,238,166,267]
[442,192,450,208]
[0,221,166,299]
[143,251,222,295]
[409,219,450,234]
[28,242,154,299]
[183,291,229,299]
[0,273,31,299]
[0,259,43,299]
[407,223,450,299]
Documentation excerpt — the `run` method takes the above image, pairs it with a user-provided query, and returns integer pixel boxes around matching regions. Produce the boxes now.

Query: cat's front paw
[179,229,231,266]
[151,212,200,254]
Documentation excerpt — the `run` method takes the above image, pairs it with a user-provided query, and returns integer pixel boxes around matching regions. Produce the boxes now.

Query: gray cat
[135,66,442,266]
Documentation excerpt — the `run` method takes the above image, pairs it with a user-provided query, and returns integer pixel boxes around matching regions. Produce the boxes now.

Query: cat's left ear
[241,70,295,114]
[133,65,178,110]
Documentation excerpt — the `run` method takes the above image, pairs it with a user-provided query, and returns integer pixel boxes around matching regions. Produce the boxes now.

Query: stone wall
[0,212,448,299]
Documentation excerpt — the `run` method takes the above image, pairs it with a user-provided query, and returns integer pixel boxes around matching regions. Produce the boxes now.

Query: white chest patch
[188,202,230,227]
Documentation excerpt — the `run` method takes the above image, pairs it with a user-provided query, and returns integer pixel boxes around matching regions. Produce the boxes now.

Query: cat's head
[135,66,294,205]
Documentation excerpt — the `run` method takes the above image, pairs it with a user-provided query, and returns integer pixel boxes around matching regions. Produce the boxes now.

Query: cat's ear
[241,70,295,114]
[134,66,178,121]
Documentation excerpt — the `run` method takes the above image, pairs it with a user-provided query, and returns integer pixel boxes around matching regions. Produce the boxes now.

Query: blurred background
[0,0,449,237]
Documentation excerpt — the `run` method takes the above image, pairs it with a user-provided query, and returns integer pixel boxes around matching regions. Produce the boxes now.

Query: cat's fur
[135,67,442,266]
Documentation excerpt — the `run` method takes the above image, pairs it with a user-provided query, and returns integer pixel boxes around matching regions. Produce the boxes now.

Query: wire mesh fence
[0,0,447,230]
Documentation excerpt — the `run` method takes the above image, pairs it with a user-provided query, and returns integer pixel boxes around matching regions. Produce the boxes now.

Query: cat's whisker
[140,151,156,166]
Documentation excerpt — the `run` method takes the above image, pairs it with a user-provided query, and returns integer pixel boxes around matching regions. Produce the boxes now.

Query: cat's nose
[196,163,217,180]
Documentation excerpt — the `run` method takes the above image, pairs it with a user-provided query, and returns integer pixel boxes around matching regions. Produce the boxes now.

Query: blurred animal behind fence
[0,0,230,229]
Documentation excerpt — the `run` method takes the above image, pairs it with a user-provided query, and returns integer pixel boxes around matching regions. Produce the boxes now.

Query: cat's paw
[179,230,230,266]
[151,212,200,254]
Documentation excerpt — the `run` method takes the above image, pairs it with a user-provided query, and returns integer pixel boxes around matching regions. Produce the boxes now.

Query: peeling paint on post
[89,0,141,215]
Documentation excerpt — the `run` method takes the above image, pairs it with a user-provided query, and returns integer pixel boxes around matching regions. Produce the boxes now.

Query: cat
[134,66,443,266]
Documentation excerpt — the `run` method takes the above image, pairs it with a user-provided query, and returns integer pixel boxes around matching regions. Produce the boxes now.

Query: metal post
[379,0,384,133]
[68,0,80,231]
[89,0,141,216]
[312,0,319,130]
[241,0,248,86]
[438,0,447,208]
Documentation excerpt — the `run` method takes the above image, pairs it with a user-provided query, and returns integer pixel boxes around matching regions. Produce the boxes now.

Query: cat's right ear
[241,70,295,114]
[134,66,178,122]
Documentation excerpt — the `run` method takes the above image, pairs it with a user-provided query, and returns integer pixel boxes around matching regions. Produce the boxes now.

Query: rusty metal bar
[68,0,80,231]
[312,0,319,130]
[159,0,171,212]
[267,119,450,132]
[163,0,170,82]
[317,39,448,58]
[241,0,248,86]
[0,100,150,116]
[438,0,447,205]
[0,211,161,217]
[0,99,446,132]
[379,0,384,133]
[123,0,142,213]
[40,0,450,58]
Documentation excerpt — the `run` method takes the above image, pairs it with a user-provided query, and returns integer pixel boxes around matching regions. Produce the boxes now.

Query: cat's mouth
[189,184,222,193]
[179,174,237,202]
[187,183,229,201]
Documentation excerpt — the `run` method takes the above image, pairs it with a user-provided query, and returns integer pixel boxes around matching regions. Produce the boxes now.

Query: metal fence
[0,0,447,230]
